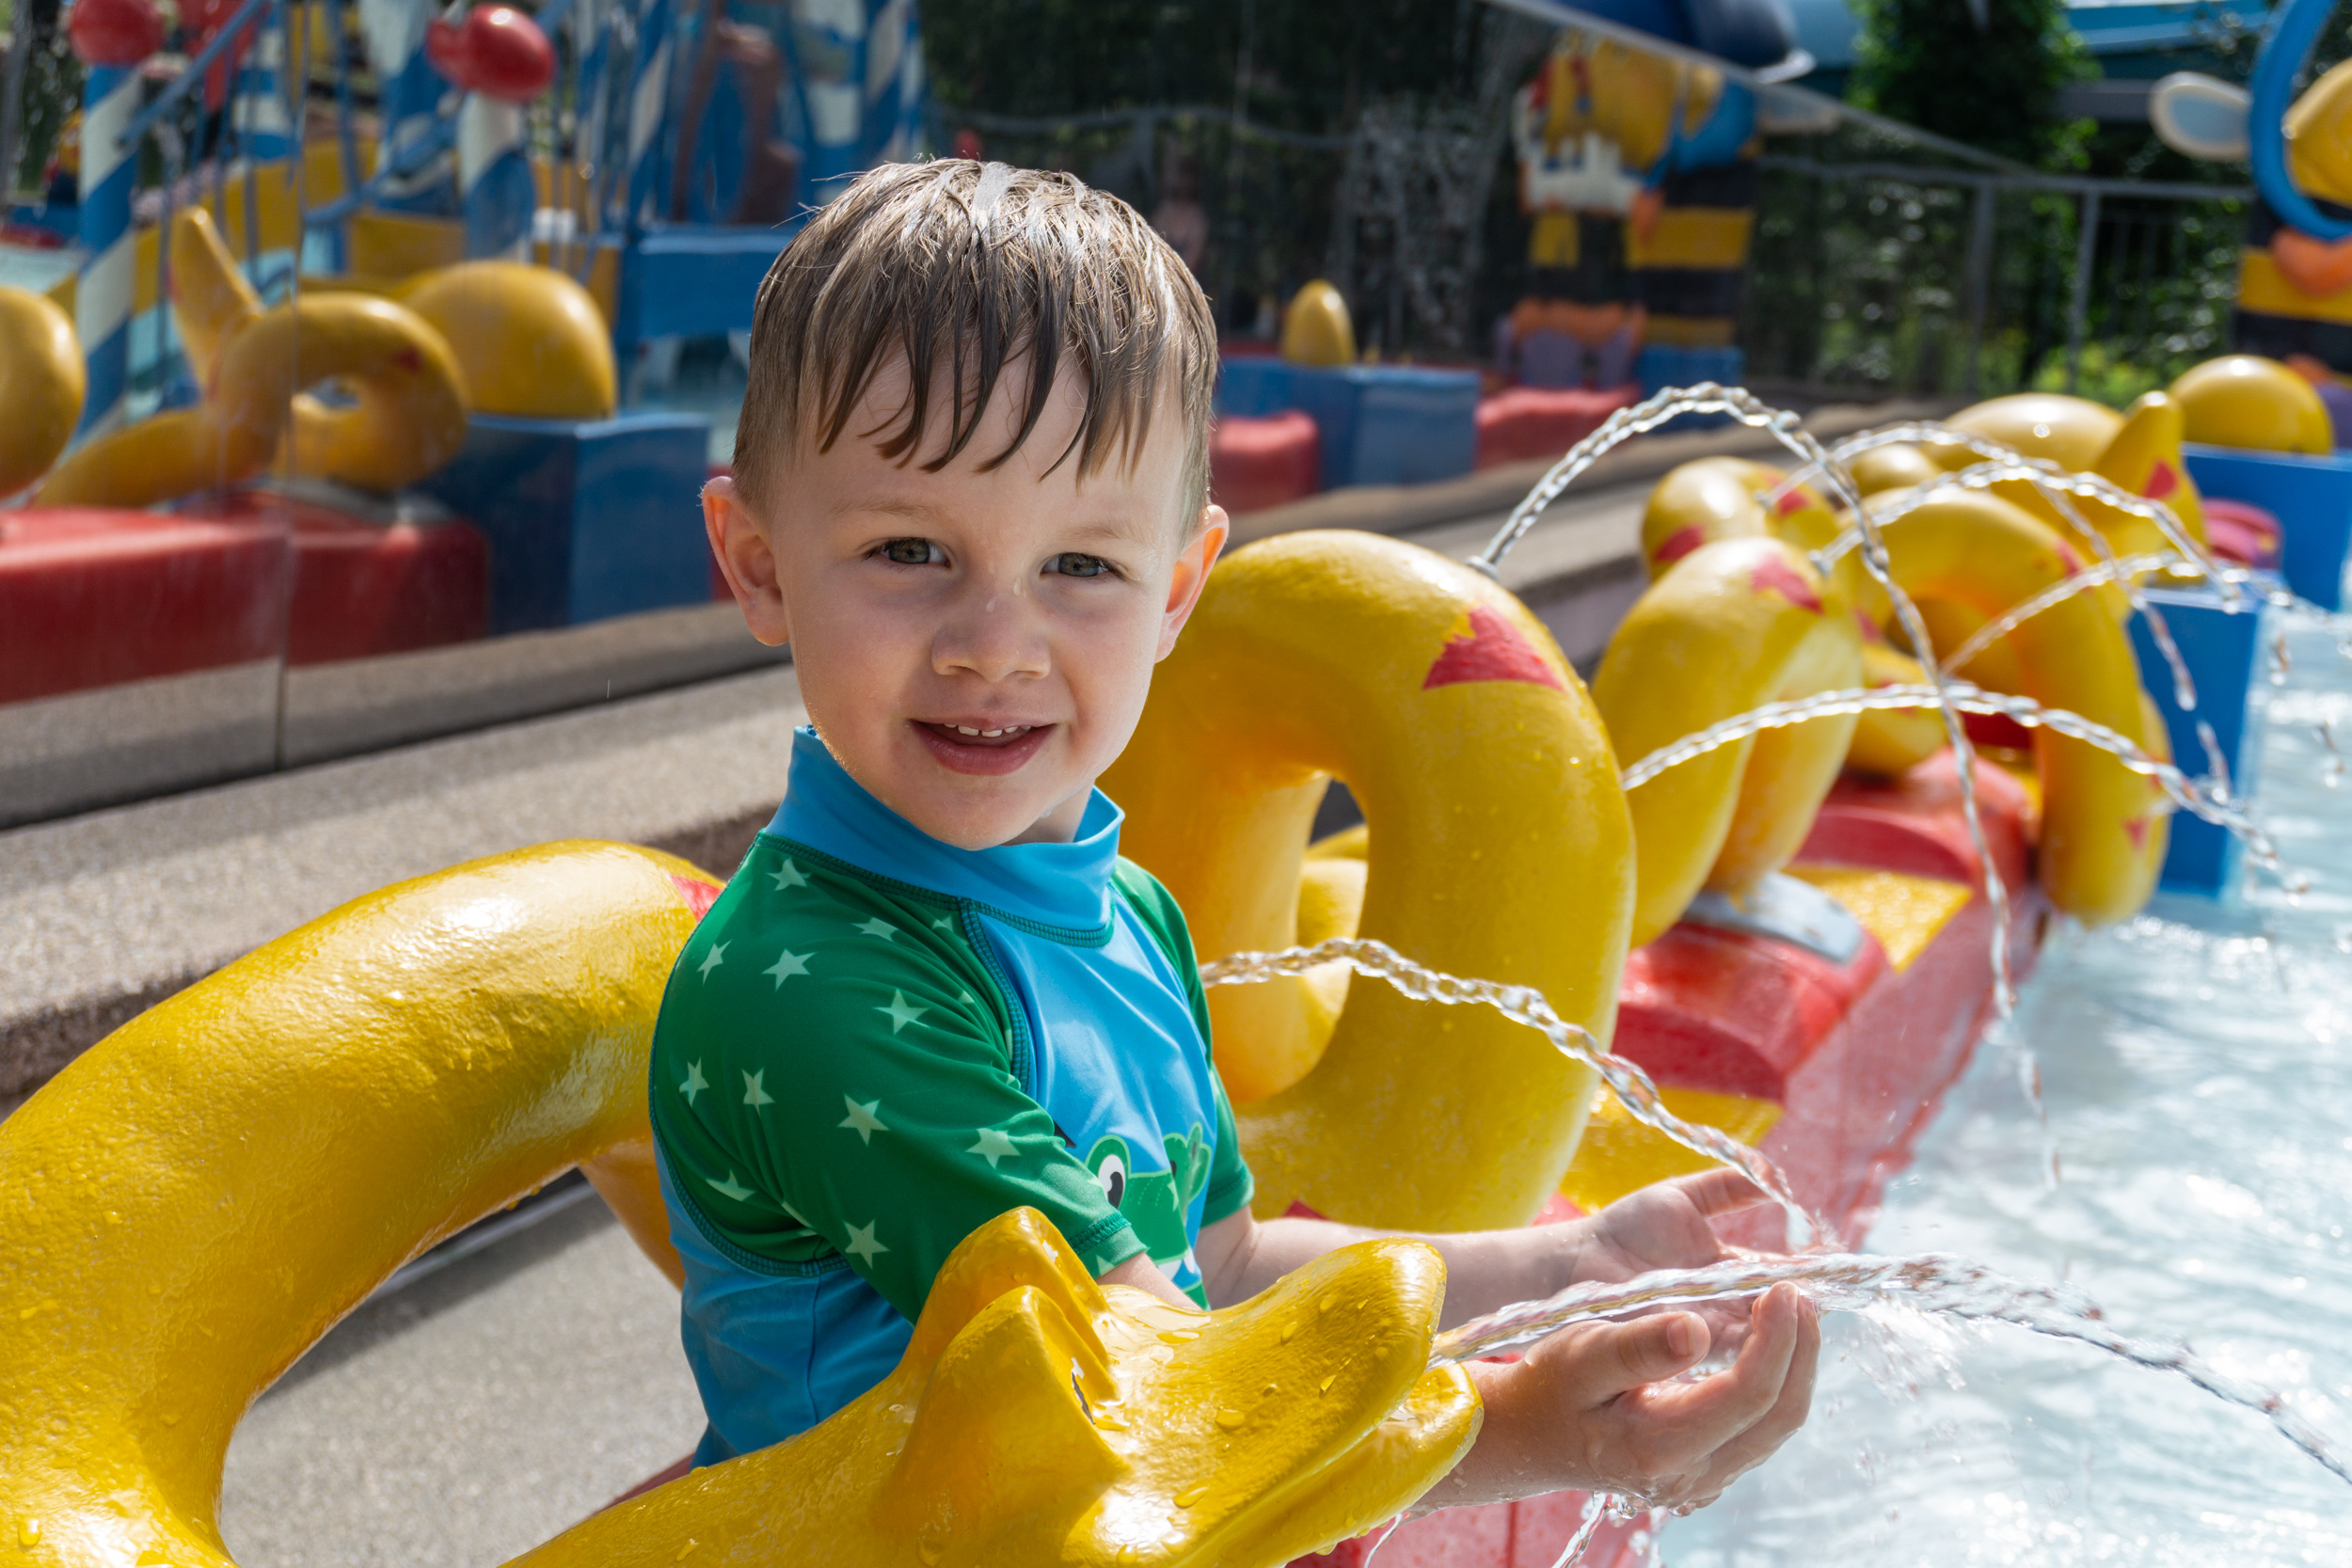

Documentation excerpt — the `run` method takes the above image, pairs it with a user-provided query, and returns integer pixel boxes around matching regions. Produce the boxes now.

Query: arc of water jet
[1616,682,2289,878]
[1543,1491,1651,1568]
[1469,385,1806,577]
[1938,553,2203,674]
[1545,1493,1617,1568]
[1969,466,2204,715]
[1810,461,2202,571]
[1804,423,2236,610]
[1198,935,1836,1244]
[1672,393,2021,1015]
[1804,453,2214,713]
[1940,556,2352,701]
[1423,1251,2352,1491]
[1469,385,2018,1015]
[1795,420,2038,491]
[1808,451,2239,619]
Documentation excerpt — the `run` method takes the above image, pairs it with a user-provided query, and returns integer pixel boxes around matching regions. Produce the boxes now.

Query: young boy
[660,158,1818,1515]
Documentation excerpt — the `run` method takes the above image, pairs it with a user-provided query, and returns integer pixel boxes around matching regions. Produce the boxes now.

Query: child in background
[659,157,1819,1513]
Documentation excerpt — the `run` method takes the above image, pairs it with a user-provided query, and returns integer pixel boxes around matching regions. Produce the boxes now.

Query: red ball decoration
[424,15,473,82]
[68,0,166,67]
[425,5,556,104]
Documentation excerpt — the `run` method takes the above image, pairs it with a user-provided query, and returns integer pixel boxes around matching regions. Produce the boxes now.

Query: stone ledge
[1,665,807,1117]
[3,600,791,831]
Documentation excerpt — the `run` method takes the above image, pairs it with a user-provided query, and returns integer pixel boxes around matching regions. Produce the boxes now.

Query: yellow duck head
[528,1207,1480,1568]
[0,285,84,496]
[2169,354,2334,454]
[1942,388,2209,557]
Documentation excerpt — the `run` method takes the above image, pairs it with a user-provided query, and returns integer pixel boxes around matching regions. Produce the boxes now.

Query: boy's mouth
[912,720,1054,776]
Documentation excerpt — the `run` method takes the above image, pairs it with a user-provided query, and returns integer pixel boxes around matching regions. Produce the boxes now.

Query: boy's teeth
[949,724,1029,737]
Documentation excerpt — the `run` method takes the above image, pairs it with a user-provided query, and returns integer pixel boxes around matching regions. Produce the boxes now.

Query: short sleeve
[650,868,1144,1323]
[1200,1060,1254,1225]
[1109,859,1255,1225]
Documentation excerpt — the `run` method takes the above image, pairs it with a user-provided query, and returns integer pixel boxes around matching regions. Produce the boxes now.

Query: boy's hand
[1488,1279,1819,1511]
[1570,1167,1781,1354]
[1418,1168,1820,1513]
[1574,1166,1774,1285]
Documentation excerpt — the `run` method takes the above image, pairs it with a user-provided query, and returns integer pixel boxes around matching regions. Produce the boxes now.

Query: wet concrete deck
[221,1199,701,1567]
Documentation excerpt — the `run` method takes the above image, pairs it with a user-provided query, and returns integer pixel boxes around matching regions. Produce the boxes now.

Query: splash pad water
[4,385,2348,1566]
[1663,619,2352,1565]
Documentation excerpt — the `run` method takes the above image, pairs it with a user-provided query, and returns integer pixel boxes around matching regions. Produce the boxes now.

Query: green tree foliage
[1848,0,2095,167]
[922,0,1499,132]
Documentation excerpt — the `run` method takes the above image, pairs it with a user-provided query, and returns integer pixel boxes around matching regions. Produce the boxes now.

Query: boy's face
[707,356,1228,850]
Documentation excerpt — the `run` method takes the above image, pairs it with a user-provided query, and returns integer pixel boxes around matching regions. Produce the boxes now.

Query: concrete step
[219,1195,702,1568]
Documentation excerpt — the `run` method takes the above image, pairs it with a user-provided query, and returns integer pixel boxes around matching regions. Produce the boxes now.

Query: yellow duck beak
[525,1207,1481,1568]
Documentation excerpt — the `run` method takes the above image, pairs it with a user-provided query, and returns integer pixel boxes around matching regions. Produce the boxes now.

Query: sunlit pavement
[221,1200,701,1568]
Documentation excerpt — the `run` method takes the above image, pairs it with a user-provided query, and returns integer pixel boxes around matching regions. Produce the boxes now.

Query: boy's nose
[932,591,1051,683]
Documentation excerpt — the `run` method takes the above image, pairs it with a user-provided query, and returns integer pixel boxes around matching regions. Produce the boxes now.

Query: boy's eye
[879,538,940,566]
[1047,552,1116,579]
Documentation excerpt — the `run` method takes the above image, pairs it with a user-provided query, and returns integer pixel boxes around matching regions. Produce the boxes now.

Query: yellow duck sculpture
[0,841,1477,1568]
[21,208,620,510]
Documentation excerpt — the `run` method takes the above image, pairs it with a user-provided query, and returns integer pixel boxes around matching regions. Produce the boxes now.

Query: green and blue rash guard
[648,726,1253,1464]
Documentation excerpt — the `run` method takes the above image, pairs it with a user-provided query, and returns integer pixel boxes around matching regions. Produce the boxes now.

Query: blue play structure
[1218,358,1483,490]
[2129,587,2267,898]
[421,412,713,633]
[8,0,929,425]
[2129,445,2352,897]
[356,0,930,358]
[4,0,928,632]
[2185,446,2352,614]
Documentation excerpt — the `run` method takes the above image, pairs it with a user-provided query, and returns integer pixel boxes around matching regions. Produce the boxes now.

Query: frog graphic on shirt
[1084,1125,1210,1275]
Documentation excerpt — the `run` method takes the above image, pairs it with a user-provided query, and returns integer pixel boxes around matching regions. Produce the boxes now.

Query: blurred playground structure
[0,0,926,421]
[6,0,2352,830]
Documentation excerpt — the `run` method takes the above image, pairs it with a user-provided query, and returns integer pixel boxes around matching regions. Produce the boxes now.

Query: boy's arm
[1194,1166,1763,1328]
[1182,1168,1820,1512]
[1099,1251,1199,1308]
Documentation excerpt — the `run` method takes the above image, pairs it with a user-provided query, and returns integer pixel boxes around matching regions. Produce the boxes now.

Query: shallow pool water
[1661,613,2352,1567]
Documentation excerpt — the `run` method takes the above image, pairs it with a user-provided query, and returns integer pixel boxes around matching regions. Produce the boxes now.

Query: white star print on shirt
[769,859,808,892]
[742,1069,773,1108]
[838,1096,887,1143]
[930,915,954,931]
[763,948,811,988]
[697,942,728,979]
[678,1060,708,1105]
[707,1171,753,1202]
[854,916,897,940]
[843,1219,887,1265]
[876,990,928,1034]
[967,1128,1018,1167]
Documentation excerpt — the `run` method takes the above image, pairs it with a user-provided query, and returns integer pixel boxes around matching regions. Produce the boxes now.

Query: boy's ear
[704,476,792,646]
[1156,504,1229,661]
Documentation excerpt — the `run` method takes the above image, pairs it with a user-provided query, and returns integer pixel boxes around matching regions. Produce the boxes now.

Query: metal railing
[1744,155,2253,402]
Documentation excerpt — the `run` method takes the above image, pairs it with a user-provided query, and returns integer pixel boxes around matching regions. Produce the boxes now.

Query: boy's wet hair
[734,160,1219,531]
